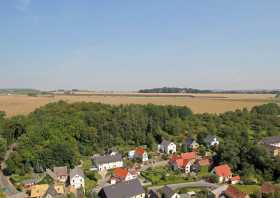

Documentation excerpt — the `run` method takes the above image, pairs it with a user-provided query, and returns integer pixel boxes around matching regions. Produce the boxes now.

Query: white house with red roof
[211,164,233,183]
[110,167,139,184]
[231,175,241,184]
[128,147,148,162]
[169,152,197,174]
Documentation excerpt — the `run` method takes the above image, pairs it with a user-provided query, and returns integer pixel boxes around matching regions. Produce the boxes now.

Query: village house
[110,167,139,184]
[158,140,176,154]
[92,153,123,171]
[30,184,49,198]
[128,147,148,162]
[53,166,68,183]
[44,184,65,198]
[260,136,280,156]
[184,137,199,150]
[161,185,180,198]
[99,179,145,198]
[169,152,197,174]
[220,185,249,198]
[204,135,219,147]
[230,176,241,185]
[70,167,85,190]
[211,164,232,183]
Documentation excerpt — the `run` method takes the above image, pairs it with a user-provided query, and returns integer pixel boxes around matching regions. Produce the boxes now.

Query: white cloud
[15,0,32,12]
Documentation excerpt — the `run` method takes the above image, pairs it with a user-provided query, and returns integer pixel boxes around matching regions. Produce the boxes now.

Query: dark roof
[148,189,160,198]
[161,140,172,147]
[45,185,66,198]
[161,186,175,198]
[93,153,123,165]
[185,137,196,145]
[99,179,145,198]
[70,167,84,179]
[46,185,58,197]
[261,136,280,145]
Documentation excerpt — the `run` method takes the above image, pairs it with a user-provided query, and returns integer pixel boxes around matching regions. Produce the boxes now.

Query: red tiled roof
[170,154,178,161]
[199,159,210,166]
[214,164,232,177]
[114,168,128,179]
[231,175,241,181]
[170,152,196,168]
[135,147,145,156]
[224,186,248,198]
[181,152,196,160]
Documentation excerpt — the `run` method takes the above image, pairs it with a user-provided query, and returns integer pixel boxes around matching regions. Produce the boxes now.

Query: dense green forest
[139,87,280,94]
[0,102,280,183]
[139,87,212,93]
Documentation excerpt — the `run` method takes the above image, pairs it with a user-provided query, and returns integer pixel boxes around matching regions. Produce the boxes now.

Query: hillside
[0,102,280,184]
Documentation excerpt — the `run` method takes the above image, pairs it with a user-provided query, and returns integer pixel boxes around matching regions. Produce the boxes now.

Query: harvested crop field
[0,93,278,117]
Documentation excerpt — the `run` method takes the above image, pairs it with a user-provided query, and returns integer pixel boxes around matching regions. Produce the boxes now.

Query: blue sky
[0,0,279,90]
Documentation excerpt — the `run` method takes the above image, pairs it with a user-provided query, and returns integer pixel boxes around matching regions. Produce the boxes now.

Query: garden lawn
[198,166,210,178]
[141,166,195,186]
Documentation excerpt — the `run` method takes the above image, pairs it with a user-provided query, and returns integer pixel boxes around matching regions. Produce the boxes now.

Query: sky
[0,0,279,91]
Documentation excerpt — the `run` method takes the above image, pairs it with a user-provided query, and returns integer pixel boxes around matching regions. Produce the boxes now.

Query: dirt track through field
[0,93,278,117]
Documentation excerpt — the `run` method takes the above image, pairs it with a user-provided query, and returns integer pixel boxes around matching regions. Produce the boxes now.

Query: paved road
[147,180,219,191]
[211,184,228,198]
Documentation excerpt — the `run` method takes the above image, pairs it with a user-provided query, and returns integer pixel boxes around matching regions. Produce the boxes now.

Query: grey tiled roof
[161,140,171,147]
[100,179,145,198]
[70,167,84,179]
[261,136,280,145]
[161,185,175,198]
[92,153,123,165]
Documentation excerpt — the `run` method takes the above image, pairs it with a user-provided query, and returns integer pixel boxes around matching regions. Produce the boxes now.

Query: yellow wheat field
[0,93,278,117]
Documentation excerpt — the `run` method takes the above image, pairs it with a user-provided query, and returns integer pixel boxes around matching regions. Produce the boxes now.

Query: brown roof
[261,183,280,194]
[54,166,68,177]
[224,186,248,198]
[261,136,280,145]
